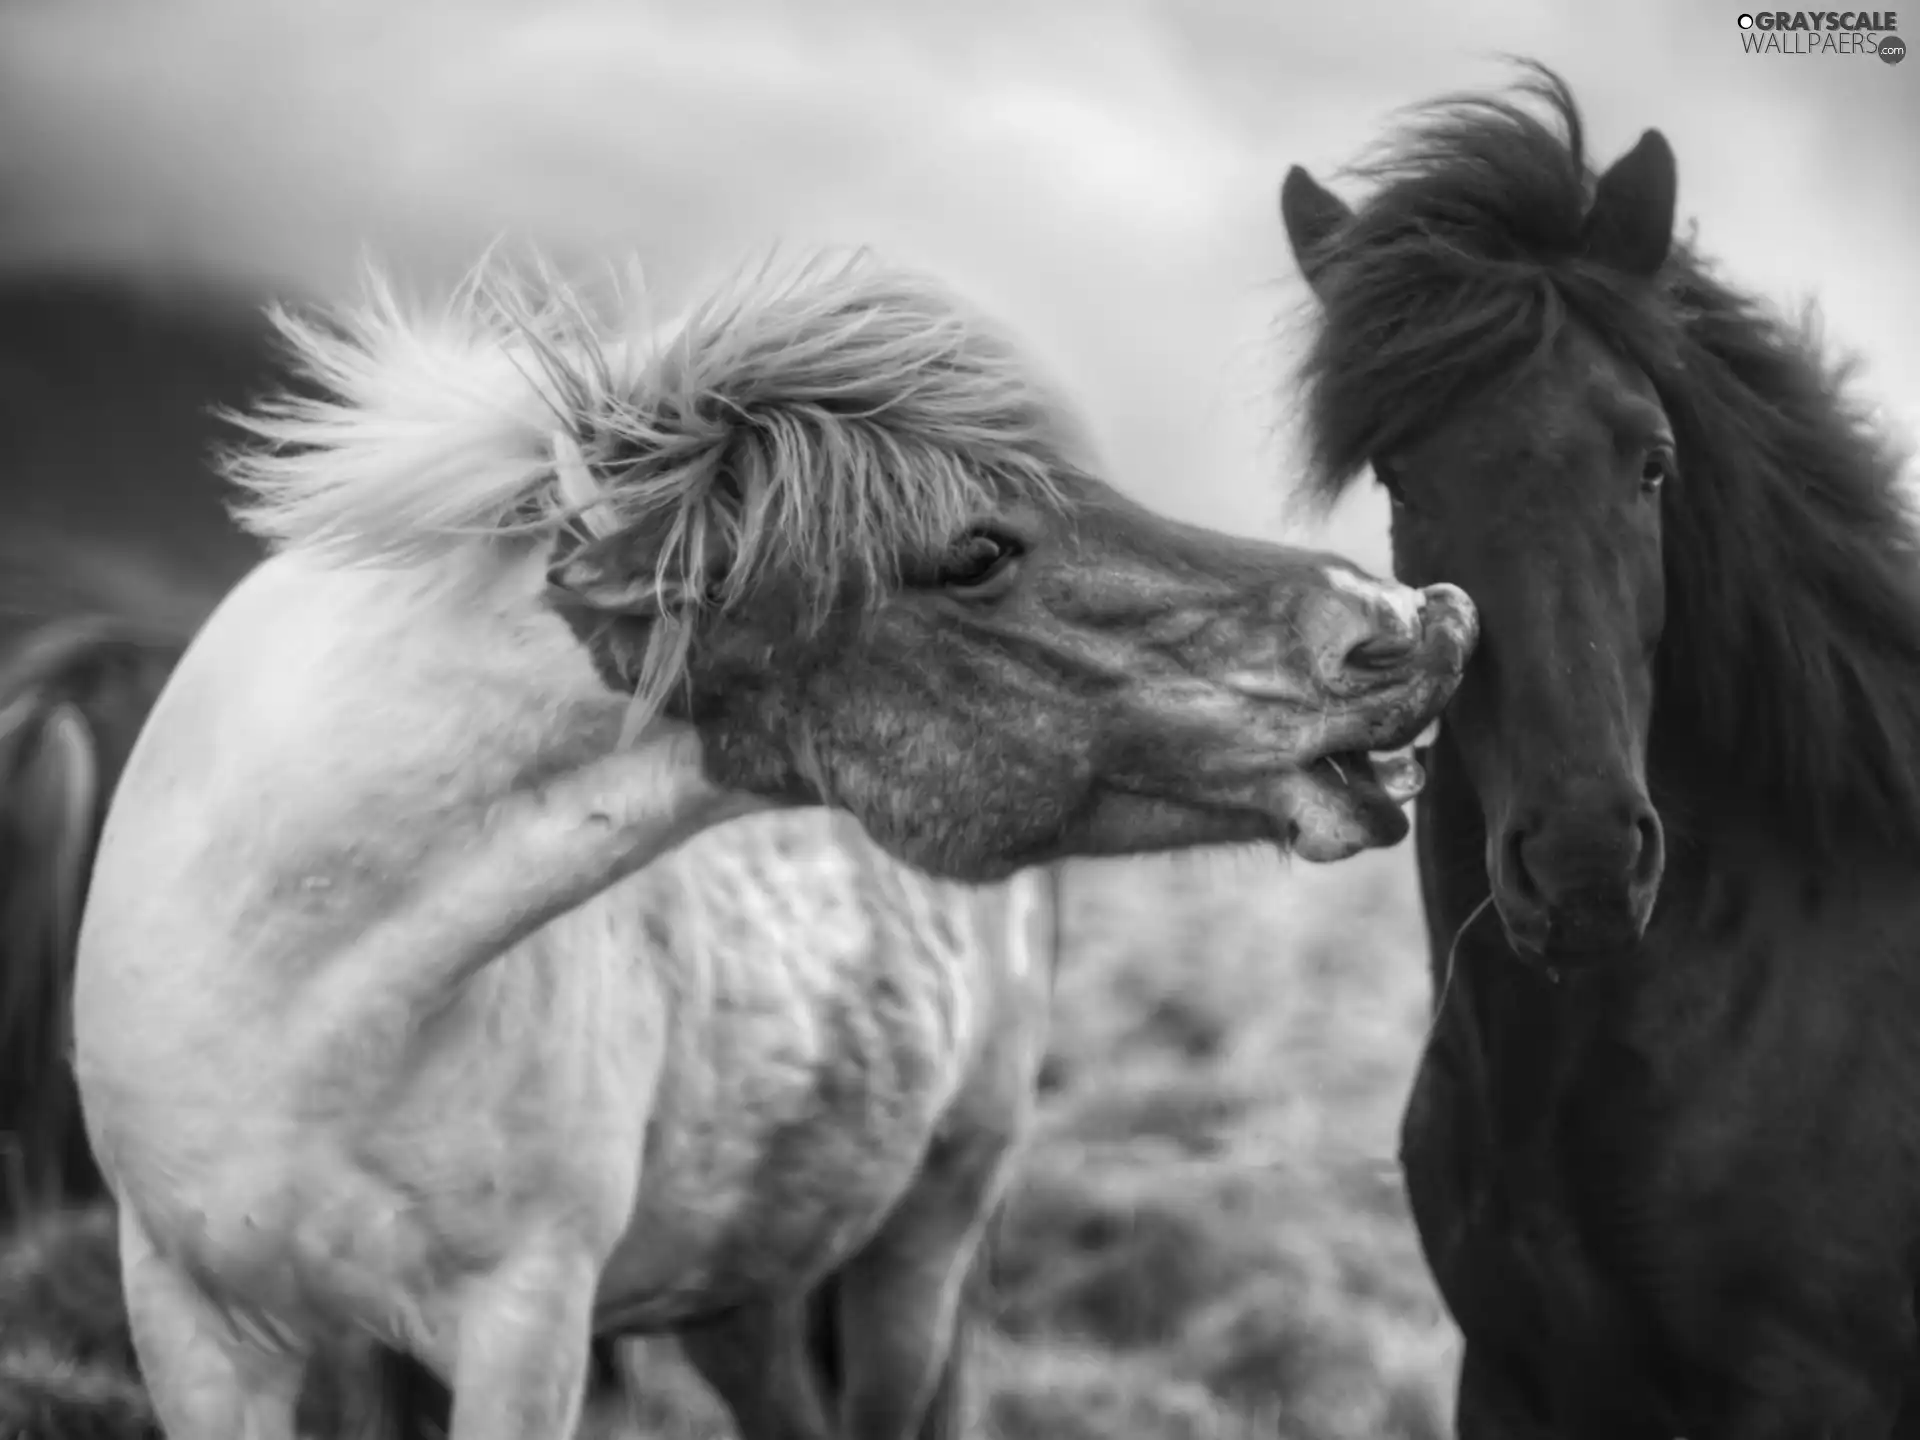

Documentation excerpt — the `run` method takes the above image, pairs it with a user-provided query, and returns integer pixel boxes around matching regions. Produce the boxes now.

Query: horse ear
[547,531,672,617]
[1279,166,1355,297]
[546,527,729,618]
[542,428,730,618]
[1581,128,1677,278]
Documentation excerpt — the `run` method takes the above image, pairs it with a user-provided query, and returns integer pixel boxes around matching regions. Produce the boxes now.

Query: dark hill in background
[0,274,277,645]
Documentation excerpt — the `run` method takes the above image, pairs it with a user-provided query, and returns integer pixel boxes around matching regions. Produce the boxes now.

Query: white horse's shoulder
[642,811,986,987]
[108,554,609,925]
[633,813,1037,1112]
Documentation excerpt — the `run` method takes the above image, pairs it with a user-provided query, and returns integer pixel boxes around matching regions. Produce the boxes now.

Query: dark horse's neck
[1636,254,1920,875]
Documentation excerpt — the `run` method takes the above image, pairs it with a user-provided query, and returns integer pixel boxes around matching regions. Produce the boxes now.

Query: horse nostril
[1505,827,1542,907]
[1342,632,1419,673]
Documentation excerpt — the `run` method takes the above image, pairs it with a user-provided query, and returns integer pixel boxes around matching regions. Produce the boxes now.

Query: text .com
[1738,10,1905,57]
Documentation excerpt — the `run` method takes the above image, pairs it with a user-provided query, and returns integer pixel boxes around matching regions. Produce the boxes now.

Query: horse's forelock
[221,247,1091,734]
[1290,62,1668,504]
[594,252,1085,604]
[560,250,1090,731]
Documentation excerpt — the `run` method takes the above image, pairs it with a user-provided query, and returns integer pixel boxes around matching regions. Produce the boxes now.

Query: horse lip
[1422,583,1481,640]
[1301,703,1443,769]
[1540,930,1648,968]
[1103,780,1297,850]
[1498,917,1643,973]
[1419,595,1481,673]
[1225,643,1462,705]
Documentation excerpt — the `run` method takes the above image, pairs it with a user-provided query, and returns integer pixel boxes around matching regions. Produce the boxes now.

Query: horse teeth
[1414,720,1440,747]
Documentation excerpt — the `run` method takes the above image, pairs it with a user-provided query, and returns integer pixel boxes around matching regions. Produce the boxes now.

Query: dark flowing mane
[1291,62,1920,857]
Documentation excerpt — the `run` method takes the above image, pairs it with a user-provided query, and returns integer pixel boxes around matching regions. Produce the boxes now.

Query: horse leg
[118,1205,305,1440]
[443,1236,598,1440]
[811,1259,978,1440]
[828,1161,1003,1440]
[675,1295,834,1440]
[901,1272,978,1440]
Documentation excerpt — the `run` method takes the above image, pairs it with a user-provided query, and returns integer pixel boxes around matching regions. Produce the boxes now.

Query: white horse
[71,248,1476,1439]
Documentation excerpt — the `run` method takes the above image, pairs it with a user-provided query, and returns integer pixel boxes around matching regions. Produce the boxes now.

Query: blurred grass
[581,844,1455,1440]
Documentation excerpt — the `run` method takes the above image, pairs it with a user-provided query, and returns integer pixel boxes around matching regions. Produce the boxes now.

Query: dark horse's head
[1277,64,1920,962]
[1279,78,1677,958]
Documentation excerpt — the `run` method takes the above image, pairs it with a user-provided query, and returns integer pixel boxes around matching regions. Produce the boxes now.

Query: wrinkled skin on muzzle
[1276,587,1477,861]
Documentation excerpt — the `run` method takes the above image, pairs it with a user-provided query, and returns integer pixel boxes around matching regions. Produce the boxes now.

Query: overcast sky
[2,0,1913,569]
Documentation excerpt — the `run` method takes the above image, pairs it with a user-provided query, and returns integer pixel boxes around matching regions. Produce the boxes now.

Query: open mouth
[1305,718,1439,810]
[1306,745,1425,809]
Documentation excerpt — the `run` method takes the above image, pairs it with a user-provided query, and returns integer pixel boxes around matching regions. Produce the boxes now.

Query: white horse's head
[223,248,1477,881]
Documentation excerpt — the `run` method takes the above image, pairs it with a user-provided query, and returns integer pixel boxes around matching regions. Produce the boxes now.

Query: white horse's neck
[196,545,636,830]
[89,543,772,1056]
[297,548,627,790]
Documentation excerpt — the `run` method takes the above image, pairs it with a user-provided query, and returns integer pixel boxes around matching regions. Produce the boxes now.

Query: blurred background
[1,1,1914,1435]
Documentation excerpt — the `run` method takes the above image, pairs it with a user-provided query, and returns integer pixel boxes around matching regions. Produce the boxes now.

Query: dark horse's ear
[1279,165,1356,298]
[1581,128,1677,279]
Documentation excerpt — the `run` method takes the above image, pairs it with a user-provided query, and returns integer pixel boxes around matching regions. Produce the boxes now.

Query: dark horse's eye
[933,528,1023,592]
[1641,445,1677,494]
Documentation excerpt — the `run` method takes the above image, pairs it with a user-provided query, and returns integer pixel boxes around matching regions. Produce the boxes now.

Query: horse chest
[1406,1028,1668,1408]
[589,866,999,1330]
[1410,932,1920,1436]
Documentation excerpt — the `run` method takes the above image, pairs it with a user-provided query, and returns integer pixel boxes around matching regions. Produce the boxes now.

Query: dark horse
[1279,65,1920,1439]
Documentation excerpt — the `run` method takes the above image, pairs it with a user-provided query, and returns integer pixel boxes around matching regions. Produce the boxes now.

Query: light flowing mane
[222,246,1090,617]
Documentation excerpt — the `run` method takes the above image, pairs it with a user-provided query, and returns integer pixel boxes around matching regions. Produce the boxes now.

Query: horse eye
[935,530,1022,591]
[1641,446,1676,493]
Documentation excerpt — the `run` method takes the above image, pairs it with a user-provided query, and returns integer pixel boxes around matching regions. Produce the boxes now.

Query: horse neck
[311,548,632,793]
[1646,258,1920,868]
[1640,570,1920,885]
[177,546,640,900]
